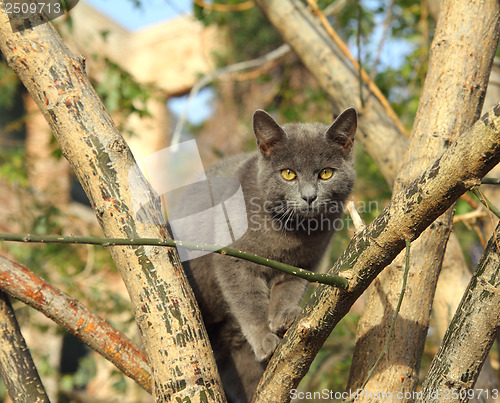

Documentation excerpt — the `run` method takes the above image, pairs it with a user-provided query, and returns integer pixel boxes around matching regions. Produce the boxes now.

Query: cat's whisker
[284,208,295,232]
[274,205,289,221]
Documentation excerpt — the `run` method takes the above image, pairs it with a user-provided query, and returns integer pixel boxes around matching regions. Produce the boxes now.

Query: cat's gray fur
[178,109,357,402]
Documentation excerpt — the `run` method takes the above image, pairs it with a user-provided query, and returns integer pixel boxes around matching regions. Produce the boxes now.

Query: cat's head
[252,108,357,222]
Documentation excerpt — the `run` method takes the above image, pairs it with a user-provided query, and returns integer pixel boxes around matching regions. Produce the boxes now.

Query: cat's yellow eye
[319,168,334,180]
[281,169,297,181]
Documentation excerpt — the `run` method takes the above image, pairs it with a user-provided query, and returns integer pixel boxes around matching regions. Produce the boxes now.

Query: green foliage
[0,61,20,109]
[0,147,28,186]
[333,0,376,41]
[0,56,25,145]
[372,1,433,126]
[94,57,154,121]
[195,1,282,61]
[70,355,97,389]
[452,198,482,266]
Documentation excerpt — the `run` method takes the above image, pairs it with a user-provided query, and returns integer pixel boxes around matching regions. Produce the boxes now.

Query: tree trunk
[0,291,49,402]
[418,222,500,403]
[347,1,500,399]
[0,7,225,402]
[252,101,500,402]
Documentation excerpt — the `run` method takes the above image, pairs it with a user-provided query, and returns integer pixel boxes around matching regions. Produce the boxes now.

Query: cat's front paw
[254,332,281,362]
[269,306,301,334]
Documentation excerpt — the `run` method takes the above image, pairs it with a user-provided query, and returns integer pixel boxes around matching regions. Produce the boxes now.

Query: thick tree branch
[0,255,151,392]
[418,222,500,403]
[348,1,500,395]
[0,291,49,403]
[252,103,500,402]
[0,6,224,401]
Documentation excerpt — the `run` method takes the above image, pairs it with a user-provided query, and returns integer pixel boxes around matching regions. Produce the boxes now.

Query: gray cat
[176,108,357,402]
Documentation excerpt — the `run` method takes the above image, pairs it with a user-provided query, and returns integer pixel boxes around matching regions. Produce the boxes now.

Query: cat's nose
[302,194,317,205]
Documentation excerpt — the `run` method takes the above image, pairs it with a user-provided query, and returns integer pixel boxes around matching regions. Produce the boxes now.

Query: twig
[346,201,365,232]
[232,55,284,81]
[460,192,480,210]
[453,208,486,224]
[346,239,412,402]
[323,0,348,16]
[470,187,500,219]
[0,232,348,288]
[193,0,254,12]
[481,177,500,185]
[356,0,364,108]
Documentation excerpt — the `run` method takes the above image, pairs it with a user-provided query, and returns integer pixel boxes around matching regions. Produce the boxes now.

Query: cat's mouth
[264,200,345,233]
[295,205,327,218]
[273,200,335,219]
[266,199,345,223]
[284,203,312,216]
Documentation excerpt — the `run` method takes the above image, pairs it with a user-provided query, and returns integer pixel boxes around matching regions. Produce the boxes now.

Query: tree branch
[0,5,224,401]
[171,43,290,145]
[348,0,500,396]
[470,187,500,219]
[481,177,500,184]
[252,102,500,402]
[0,255,151,393]
[0,290,50,403]
[418,222,500,402]
[350,240,411,401]
[0,234,348,288]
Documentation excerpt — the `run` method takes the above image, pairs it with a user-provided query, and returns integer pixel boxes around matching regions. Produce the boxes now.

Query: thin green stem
[470,187,500,219]
[481,177,500,185]
[0,232,348,289]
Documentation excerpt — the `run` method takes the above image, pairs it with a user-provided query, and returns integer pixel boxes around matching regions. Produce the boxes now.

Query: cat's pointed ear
[326,108,357,153]
[253,109,287,157]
